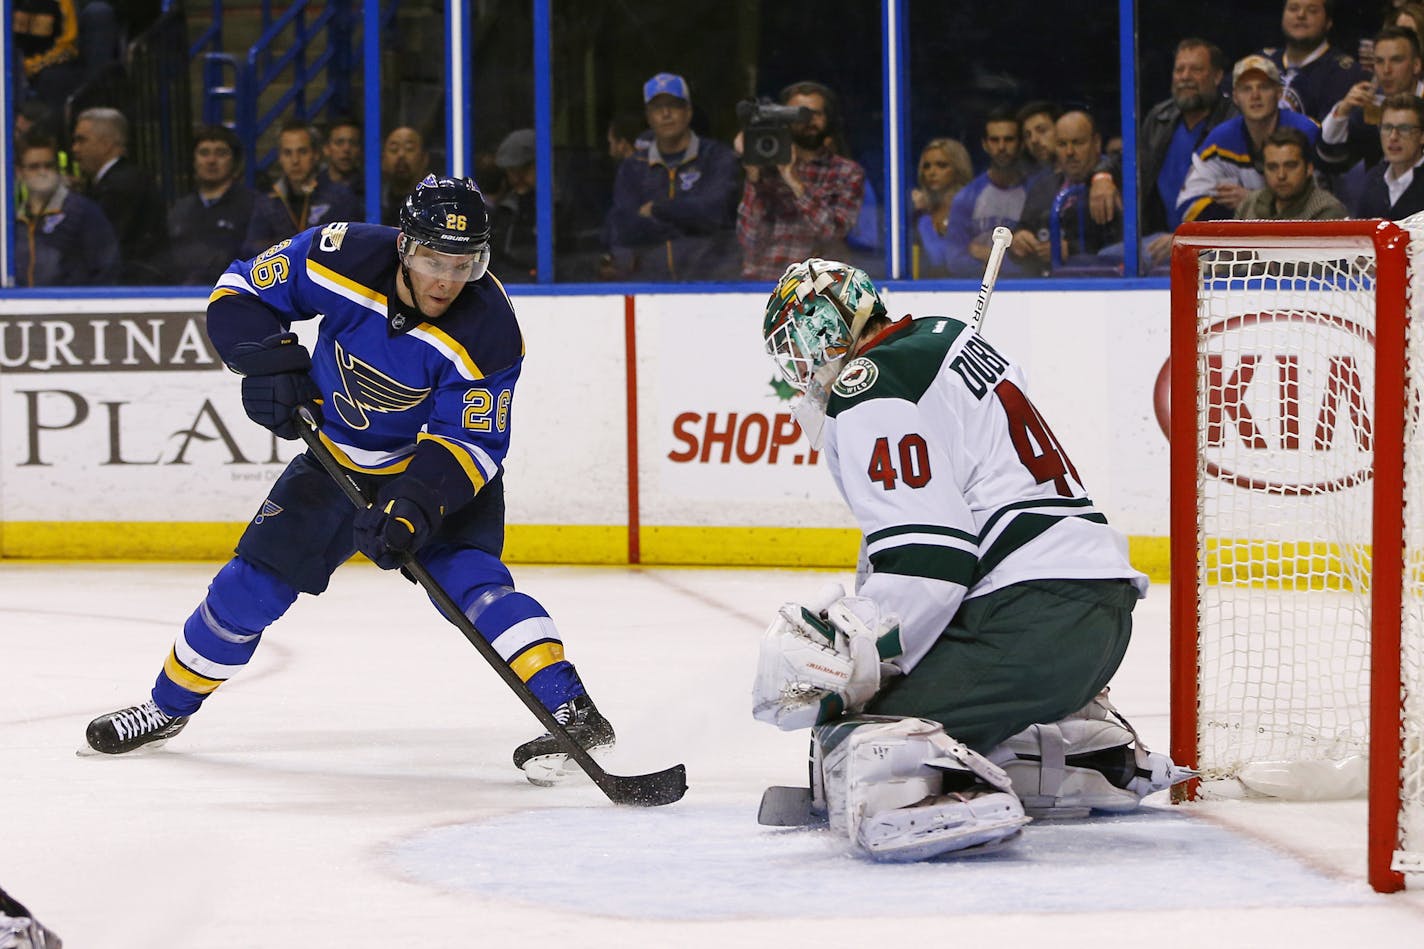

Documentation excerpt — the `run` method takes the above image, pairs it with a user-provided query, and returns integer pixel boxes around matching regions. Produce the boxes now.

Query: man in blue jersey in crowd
[938,109,1031,277]
[83,176,615,786]
[1177,54,1321,223]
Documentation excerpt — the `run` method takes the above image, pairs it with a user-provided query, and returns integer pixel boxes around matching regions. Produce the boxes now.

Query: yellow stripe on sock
[163,648,225,695]
[509,642,565,682]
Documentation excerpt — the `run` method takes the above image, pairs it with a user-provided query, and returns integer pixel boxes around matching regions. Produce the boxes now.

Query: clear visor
[403,244,491,282]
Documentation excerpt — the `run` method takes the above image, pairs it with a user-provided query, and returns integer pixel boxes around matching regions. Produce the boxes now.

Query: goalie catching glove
[752,583,901,730]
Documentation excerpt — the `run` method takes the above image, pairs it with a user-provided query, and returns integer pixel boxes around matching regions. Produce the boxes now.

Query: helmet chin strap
[392,244,435,328]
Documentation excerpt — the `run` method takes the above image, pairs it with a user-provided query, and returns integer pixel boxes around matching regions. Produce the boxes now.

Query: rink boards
[0,288,1173,570]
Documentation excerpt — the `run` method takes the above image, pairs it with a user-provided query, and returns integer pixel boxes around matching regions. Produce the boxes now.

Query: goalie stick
[294,408,687,808]
[758,785,824,827]
[970,225,1013,331]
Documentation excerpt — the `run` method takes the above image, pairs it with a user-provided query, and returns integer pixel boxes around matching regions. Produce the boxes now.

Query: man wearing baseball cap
[604,72,740,280]
[1176,53,1321,222]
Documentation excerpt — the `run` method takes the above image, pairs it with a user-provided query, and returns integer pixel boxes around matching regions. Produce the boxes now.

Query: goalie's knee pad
[990,692,1194,818]
[814,716,1028,861]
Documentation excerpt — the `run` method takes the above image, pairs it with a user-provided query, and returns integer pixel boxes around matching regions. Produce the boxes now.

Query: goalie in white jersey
[753,258,1190,861]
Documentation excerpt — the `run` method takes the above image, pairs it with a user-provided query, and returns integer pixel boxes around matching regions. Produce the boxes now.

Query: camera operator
[735,80,866,280]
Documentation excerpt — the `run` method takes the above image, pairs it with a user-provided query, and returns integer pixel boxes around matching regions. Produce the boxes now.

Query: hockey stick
[293,409,687,807]
[970,226,1013,331]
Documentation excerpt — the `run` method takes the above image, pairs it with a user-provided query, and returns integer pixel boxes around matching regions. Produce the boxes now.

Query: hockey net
[1169,218,1424,893]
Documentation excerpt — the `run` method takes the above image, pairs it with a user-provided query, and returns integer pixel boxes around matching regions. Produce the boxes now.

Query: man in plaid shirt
[737,80,866,280]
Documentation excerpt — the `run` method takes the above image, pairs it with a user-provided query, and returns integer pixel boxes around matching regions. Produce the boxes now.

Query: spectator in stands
[380,125,431,225]
[244,120,361,256]
[908,137,972,276]
[14,129,119,286]
[323,115,364,202]
[1259,0,1368,122]
[1237,126,1348,219]
[1355,93,1424,217]
[1139,38,1236,243]
[13,0,84,122]
[603,72,740,281]
[1318,26,1422,175]
[13,99,71,179]
[166,125,256,286]
[1387,3,1424,51]
[607,111,647,162]
[1177,56,1321,223]
[1016,101,1060,177]
[70,105,167,283]
[938,112,1032,278]
[1360,3,1424,73]
[735,79,865,280]
[1014,109,1122,275]
[14,97,58,140]
[487,128,540,281]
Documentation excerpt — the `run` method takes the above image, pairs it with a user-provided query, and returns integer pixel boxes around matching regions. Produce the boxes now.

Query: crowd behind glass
[9,0,1421,288]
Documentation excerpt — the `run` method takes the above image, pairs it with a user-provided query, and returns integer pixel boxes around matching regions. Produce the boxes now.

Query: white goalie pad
[751,585,895,730]
[990,691,1195,818]
[817,716,1028,861]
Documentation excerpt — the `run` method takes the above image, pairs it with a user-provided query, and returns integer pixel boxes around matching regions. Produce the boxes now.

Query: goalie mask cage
[1169,218,1424,893]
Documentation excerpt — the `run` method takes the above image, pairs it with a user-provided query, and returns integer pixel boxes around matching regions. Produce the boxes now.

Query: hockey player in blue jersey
[83,175,614,786]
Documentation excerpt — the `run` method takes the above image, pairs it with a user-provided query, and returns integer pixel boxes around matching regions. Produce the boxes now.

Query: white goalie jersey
[823,315,1146,674]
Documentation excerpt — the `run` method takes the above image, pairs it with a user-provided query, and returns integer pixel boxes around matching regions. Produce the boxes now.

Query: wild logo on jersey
[331,339,432,430]
[833,358,879,397]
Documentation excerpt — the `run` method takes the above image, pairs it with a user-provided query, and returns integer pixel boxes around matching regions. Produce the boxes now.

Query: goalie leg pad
[990,692,1195,818]
[815,716,1028,861]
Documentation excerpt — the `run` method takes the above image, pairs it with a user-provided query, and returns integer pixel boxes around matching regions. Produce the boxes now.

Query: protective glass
[403,245,491,282]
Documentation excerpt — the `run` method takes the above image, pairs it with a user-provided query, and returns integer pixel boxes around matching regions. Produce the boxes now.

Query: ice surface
[2,562,1422,947]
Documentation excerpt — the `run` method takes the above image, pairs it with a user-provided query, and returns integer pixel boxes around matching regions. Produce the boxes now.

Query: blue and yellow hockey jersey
[206,221,522,515]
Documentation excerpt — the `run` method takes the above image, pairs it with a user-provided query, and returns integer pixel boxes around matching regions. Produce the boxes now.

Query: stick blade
[597,763,688,807]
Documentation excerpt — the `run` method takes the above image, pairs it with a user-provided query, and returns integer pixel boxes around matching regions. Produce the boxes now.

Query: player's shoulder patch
[317,221,350,253]
[833,357,879,398]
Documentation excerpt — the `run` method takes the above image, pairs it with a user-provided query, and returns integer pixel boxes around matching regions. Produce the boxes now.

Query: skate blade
[520,744,612,787]
[75,737,176,758]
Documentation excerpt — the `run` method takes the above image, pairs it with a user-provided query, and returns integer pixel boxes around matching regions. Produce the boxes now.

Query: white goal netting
[1184,219,1424,883]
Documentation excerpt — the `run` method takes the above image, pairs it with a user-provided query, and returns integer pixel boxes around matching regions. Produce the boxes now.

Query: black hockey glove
[227,332,324,440]
[353,476,447,569]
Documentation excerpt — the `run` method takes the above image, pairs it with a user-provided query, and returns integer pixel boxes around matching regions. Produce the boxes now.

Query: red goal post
[1169,219,1421,894]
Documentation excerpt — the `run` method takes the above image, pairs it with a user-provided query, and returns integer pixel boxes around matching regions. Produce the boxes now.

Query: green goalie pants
[863,577,1138,754]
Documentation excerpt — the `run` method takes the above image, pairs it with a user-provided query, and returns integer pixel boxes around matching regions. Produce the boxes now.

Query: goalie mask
[397,174,492,282]
[763,259,886,448]
[763,258,886,393]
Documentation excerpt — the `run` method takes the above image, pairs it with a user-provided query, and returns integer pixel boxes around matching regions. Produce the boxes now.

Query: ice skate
[83,700,189,755]
[512,694,615,786]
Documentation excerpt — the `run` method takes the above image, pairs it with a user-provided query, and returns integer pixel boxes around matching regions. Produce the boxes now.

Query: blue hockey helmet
[398,175,492,280]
